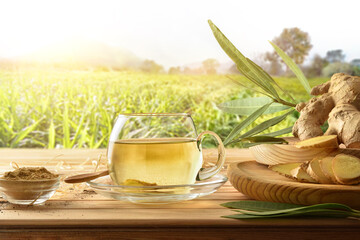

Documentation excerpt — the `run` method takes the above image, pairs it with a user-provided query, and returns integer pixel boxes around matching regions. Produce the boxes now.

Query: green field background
[0,70,328,148]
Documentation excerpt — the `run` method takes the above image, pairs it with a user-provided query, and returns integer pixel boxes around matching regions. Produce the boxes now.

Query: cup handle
[196,131,226,181]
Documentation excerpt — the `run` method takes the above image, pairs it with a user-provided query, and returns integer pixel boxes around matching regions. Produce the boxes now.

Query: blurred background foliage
[0,70,327,148]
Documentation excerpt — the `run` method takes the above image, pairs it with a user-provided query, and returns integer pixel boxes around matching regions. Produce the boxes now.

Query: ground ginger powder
[3,167,58,180]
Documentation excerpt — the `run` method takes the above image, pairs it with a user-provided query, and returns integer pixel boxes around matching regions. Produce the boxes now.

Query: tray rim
[228,161,360,191]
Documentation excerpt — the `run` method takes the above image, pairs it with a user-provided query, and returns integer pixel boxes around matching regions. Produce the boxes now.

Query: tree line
[263,27,360,77]
[165,27,360,77]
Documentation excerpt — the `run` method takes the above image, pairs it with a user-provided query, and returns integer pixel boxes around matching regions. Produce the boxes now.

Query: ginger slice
[319,156,339,184]
[291,166,318,183]
[332,154,360,185]
[269,162,302,180]
[306,158,333,184]
[269,162,317,183]
[295,135,338,149]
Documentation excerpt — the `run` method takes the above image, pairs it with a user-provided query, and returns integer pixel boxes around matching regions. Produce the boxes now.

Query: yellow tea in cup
[107,113,225,186]
[108,138,202,186]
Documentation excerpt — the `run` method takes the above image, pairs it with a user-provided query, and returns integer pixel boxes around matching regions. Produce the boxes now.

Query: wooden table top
[0,148,359,240]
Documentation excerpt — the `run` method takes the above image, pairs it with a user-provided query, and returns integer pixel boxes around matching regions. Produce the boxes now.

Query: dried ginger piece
[123,179,157,186]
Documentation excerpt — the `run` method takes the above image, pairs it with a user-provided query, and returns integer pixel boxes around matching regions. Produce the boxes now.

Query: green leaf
[242,60,281,100]
[223,102,272,145]
[246,59,296,102]
[241,141,287,148]
[92,134,109,149]
[242,136,288,144]
[221,200,301,212]
[208,20,280,99]
[234,203,359,216]
[221,201,360,219]
[77,120,90,148]
[223,209,356,219]
[227,77,274,100]
[100,106,112,136]
[29,138,46,147]
[70,105,93,148]
[218,97,290,116]
[269,41,311,94]
[89,118,100,149]
[238,109,294,139]
[10,118,43,147]
[62,102,70,148]
[260,127,293,137]
[48,120,55,149]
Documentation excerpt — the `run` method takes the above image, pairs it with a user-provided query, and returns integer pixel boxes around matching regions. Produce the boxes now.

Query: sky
[0,0,359,68]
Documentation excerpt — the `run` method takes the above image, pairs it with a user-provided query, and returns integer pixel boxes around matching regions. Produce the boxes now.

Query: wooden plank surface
[0,148,359,239]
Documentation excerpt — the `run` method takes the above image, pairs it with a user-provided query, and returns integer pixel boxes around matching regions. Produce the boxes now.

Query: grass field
[0,70,328,148]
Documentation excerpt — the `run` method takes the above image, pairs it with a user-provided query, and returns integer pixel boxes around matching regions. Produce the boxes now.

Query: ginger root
[293,73,360,148]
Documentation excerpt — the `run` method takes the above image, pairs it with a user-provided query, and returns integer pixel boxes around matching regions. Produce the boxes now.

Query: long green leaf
[221,201,360,219]
[236,67,278,98]
[77,120,90,148]
[238,67,279,98]
[269,41,311,94]
[241,61,281,100]
[67,118,78,131]
[223,209,356,219]
[48,120,55,149]
[223,102,272,145]
[241,141,287,148]
[70,105,93,148]
[89,116,100,149]
[62,102,70,148]
[221,200,301,212]
[246,59,296,102]
[69,114,86,148]
[246,58,277,86]
[227,76,273,98]
[260,127,293,137]
[29,138,46,147]
[233,203,359,216]
[208,20,280,99]
[93,134,108,149]
[100,106,112,137]
[242,136,288,144]
[238,110,294,139]
[218,97,290,116]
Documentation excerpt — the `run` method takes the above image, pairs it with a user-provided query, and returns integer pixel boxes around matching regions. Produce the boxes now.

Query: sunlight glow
[0,0,102,57]
[0,0,359,67]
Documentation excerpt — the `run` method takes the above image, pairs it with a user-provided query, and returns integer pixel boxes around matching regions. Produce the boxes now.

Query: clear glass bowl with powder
[0,167,60,205]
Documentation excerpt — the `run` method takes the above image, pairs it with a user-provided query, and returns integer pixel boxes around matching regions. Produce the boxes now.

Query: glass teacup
[107,113,225,186]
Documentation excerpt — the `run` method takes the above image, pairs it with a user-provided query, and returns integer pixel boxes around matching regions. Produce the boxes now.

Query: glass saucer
[86,174,228,204]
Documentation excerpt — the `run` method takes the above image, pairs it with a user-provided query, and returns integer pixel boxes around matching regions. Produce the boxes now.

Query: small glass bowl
[87,174,228,204]
[0,176,60,205]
